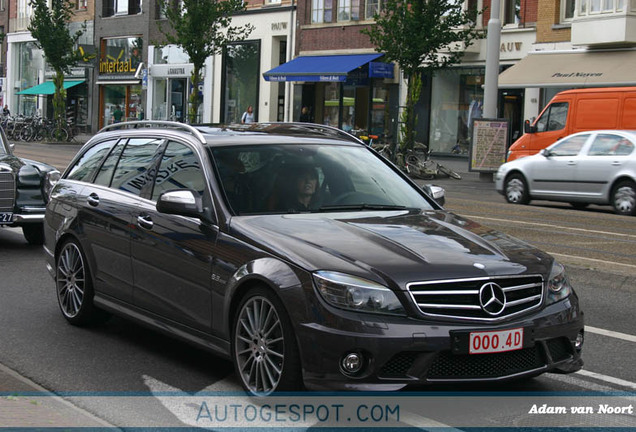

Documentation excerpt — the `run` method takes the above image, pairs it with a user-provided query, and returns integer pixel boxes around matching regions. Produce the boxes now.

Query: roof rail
[260,122,365,145]
[98,120,206,144]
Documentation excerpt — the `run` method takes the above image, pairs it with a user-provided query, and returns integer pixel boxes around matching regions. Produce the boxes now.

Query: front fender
[219,257,307,340]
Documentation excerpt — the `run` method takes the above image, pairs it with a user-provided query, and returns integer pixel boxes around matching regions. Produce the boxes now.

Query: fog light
[341,353,363,374]
[575,331,584,351]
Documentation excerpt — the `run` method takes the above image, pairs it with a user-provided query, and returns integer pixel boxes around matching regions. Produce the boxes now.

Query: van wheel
[611,180,636,216]
[232,287,302,396]
[504,173,530,205]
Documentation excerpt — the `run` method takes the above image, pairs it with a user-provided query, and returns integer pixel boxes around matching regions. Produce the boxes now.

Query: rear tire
[232,287,302,395]
[611,180,636,216]
[504,173,530,205]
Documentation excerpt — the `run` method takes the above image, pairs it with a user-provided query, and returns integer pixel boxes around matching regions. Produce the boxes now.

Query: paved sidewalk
[0,362,116,429]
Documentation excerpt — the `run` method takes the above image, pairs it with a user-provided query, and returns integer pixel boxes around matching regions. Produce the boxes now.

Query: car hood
[230,210,552,288]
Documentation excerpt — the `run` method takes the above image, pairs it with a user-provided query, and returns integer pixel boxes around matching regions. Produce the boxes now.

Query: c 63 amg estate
[44,122,584,395]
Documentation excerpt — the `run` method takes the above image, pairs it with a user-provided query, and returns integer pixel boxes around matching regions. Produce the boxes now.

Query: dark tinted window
[66,139,117,182]
[151,141,206,201]
[110,138,163,196]
[93,140,126,186]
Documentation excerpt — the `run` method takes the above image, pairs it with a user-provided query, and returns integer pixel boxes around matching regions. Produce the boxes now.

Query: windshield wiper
[317,204,410,212]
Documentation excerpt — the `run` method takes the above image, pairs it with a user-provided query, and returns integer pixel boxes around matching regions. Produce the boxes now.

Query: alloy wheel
[234,296,285,395]
[56,242,86,319]
[505,176,528,204]
[613,184,636,215]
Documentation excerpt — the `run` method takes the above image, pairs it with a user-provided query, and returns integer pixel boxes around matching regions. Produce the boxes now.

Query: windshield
[210,143,435,215]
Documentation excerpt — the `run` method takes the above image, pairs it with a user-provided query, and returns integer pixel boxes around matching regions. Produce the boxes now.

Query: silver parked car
[496,130,636,215]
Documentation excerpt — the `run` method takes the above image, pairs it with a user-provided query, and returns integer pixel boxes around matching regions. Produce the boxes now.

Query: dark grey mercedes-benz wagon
[44,121,584,395]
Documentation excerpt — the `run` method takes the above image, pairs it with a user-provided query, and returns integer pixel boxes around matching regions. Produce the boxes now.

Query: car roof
[96,121,365,148]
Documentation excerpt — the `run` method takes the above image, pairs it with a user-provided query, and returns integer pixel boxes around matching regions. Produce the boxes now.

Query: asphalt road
[1,142,635,428]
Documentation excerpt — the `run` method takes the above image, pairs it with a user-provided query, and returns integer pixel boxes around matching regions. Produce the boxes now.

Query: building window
[77,0,87,9]
[561,0,575,21]
[104,0,142,17]
[365,0,381,19]
[504,0,520,25]
[338,0,351,20]
[0,0,5,12]
[312,0,333,23]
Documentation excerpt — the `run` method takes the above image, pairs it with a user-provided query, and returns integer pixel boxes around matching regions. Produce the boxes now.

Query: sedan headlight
[313,271,406,316]
[546,261,572,305]
[44,170,61,201]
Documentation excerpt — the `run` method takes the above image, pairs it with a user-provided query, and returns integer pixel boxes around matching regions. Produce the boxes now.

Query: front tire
[232,287,302,395]
[504,173,530,205]
[611,180,636,216]
[22,224,44,245]
[56,240,106,326]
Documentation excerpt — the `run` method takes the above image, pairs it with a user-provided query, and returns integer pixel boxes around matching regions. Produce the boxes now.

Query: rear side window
[66,139,117,182]
[151,141,206,201]
[588,134,635,156]
[110,138,164,195]
[536,102,568,132]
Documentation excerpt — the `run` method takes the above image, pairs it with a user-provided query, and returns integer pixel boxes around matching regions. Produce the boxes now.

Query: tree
[159,0,254,123]
[28,0,84,138]
[363,0,484,152]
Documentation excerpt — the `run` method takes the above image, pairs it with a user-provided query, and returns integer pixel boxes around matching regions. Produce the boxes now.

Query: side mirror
[540,148,552,157]
[156,189,203,218]
[9,143,15,152]
[524,120,537,134]
[423,184,445,207]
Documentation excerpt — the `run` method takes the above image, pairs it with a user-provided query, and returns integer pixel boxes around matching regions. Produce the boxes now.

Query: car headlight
[313,271,406,316]
[546,261,572,305]
[44,170,61,201]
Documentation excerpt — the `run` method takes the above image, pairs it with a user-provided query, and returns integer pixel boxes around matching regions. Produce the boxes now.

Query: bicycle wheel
[438,164,462,180]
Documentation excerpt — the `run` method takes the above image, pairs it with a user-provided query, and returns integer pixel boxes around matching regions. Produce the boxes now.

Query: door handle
[137,215,154,230]
[567,161,577,165]
[612,161,622,166]
[87,193,99,207]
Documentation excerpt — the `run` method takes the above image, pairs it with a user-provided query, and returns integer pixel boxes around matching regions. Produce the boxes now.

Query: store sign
[500,42,523,53]
[168,67,186,76]
[369,62,394,79]
[100,49,135,74]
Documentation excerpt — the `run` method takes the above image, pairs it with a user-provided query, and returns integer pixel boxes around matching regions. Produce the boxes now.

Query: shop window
[222,41,260,124]
[104,0,142,17]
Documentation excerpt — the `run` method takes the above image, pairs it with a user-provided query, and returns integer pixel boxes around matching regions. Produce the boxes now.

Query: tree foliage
[158,0,254,123]
[363,0,483,150]
[28,0,84,138]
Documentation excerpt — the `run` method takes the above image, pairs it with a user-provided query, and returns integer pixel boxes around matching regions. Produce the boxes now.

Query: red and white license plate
[469,328,523,354]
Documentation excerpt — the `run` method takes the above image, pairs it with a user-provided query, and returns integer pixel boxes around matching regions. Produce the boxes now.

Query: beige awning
[498,49,636,88]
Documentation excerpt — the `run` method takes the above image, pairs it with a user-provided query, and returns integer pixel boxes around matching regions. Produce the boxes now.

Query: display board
[469,118,509,173]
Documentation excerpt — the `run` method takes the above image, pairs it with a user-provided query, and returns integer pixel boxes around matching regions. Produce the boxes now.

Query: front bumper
[296,296,583,391]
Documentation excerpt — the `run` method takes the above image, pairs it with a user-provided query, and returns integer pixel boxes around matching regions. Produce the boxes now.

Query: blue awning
[263,53,384,82]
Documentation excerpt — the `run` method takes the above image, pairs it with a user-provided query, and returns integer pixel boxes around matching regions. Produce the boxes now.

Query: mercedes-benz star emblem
[479,282,506,316]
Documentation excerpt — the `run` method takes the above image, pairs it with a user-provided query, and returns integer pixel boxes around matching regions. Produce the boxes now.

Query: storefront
[7,35,45,116]
[264,53,398,141]
[96,37,144,128]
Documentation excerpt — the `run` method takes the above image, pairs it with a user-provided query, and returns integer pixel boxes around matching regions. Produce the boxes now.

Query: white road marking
[548,252,636,269]
[586,325,636,343]
[575,370,636,391]
[463,214,636,239]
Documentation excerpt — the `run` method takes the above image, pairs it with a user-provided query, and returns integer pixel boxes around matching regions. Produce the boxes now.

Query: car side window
[110,138,164,196]
[66,139,118,182]
[151,141,206,201]
[93,140,126,186]
[550,134,588,156]
[588,134,635,156]
[535,102,568,132]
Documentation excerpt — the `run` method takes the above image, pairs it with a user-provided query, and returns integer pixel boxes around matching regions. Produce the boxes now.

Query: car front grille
[377,338,575,380]
[0,171,15,212]
[407,275,544,322]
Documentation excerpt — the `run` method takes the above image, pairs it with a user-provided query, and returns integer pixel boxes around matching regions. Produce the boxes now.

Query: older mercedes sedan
[1,127,59,244]
[44,122,584,395]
